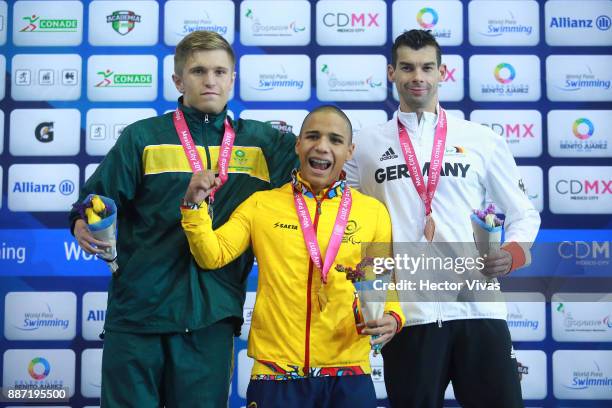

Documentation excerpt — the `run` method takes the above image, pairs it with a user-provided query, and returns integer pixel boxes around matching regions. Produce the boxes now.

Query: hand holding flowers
[337,257,398,355]
[471,204,512,277]
[73,194,119,273]
[470,204,503,257]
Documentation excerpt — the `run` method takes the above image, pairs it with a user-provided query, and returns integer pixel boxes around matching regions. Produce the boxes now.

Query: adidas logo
[379,147,399,161]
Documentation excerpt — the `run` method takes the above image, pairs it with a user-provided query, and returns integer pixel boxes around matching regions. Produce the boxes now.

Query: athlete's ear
[438,63,447,82]
[387,64,396,83]
[346,143,355,161]
[295,135,301,155]
[172,74,184,94]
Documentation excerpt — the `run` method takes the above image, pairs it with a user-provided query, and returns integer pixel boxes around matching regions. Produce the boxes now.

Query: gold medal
[317,285,328,312]
[424,214,436,242]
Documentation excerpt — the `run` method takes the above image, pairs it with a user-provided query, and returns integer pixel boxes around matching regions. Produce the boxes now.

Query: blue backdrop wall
[1,1,611,407]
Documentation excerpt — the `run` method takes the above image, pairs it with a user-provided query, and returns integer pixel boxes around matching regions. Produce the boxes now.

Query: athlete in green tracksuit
[70,31,298,407]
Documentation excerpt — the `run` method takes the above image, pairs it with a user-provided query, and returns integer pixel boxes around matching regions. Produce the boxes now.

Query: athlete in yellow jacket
[181,106,405,407]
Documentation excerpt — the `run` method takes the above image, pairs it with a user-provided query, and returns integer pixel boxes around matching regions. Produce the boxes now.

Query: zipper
[304,260,314,375]
[304,197,323,375]
[203,114,212,169]
[202,113,214,217]
[417,117,441,327]
[434,256,442,328]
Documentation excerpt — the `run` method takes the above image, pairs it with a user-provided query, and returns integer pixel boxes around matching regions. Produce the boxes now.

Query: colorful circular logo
[235,149,245,158]
[572,118,594,140]
[28,357,50,380]
[494,63,516,84]
[417,8,438,29]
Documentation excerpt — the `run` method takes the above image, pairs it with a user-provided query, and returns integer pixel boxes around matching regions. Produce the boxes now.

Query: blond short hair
[174,31,235,75]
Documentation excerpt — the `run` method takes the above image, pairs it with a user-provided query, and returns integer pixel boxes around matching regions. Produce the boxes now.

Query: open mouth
[308,158,332,171]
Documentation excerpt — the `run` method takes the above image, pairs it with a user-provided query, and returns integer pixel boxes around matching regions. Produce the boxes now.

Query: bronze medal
[396,107,448,244]
[424,214,436,242]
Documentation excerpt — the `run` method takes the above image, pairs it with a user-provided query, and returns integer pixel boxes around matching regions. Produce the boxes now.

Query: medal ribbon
[173,108,235,204]
[293,184,352,284]
[397,107,448,216]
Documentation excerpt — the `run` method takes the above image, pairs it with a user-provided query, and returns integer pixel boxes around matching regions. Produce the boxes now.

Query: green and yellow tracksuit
[69,100,298,407]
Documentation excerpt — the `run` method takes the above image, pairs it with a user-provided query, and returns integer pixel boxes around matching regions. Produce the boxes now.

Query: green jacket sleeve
[68,123,143,233]
[264,128,300,188]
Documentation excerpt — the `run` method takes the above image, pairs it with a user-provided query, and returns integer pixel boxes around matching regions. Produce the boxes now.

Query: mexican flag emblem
[106,10,141,36]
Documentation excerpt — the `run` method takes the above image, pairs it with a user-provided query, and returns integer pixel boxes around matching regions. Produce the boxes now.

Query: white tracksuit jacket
[345,109,541,326]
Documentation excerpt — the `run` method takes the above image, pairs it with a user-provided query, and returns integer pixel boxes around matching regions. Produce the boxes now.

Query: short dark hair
[300,105,353,143]
[391,29,442,67]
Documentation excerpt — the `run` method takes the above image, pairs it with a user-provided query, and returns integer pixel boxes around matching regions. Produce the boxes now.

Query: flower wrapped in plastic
[337,257,389,355]
[470,204,504,258]
[77,194,118,273]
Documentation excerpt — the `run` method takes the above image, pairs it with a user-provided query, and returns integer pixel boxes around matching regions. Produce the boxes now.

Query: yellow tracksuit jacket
[181,175,405,379]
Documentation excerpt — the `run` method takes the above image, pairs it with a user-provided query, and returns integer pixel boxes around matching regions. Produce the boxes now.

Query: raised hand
[184,171,221,204]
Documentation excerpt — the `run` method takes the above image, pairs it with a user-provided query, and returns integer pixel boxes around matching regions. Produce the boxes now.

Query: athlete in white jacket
[345,30,540,408]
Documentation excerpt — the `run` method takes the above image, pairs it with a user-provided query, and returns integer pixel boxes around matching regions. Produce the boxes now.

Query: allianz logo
[12,180,75,195]
[86,309,106,322]
[550,16,611,31]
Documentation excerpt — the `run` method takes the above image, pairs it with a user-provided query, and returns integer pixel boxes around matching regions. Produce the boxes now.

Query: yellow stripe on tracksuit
[142,144,271,182]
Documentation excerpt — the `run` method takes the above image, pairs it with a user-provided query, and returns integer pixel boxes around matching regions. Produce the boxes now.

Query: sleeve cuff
[501,241,530,272]
[386,311,403,333]
[180,205,211,223]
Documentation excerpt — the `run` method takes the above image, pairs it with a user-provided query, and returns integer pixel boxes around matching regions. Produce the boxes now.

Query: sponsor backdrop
[0,0,611,407]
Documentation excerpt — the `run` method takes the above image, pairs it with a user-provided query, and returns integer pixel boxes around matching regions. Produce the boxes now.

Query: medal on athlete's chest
[173,108,235,222]
[317,284,329,311]
[396,107,447,242]
[292,182,352,312]
[424,213,436,242]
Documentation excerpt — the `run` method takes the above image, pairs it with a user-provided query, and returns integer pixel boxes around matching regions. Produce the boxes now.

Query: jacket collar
[291,169,346,200]
[177,97,229,129]
[394,105,439,134]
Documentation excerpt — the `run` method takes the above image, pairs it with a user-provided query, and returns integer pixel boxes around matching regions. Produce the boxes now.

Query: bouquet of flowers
[78,194,118,273]
[337,257,387,355]
[470,204,503,257]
